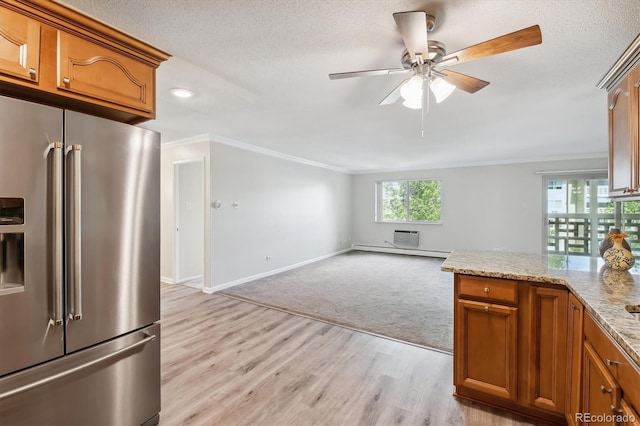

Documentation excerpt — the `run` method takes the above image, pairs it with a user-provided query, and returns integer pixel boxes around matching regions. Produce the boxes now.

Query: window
[544,175,640,256]
[376,179,441,223]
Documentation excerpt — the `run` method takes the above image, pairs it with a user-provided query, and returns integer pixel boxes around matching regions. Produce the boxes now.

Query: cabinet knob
[484,306,489,312]
[605,359,619,366]
[29,68,36,78]
[600,385,613,394]
[483,287,490,293]
[623,187,637,194]
[63,77,71,87]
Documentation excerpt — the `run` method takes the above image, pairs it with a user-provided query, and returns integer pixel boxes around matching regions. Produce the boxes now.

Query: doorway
[174,159,204,288]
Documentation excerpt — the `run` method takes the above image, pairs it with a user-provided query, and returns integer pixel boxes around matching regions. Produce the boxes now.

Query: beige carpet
[220,251,454,353]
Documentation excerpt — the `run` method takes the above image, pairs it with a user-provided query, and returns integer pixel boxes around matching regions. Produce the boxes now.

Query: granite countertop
[441,250,640,367]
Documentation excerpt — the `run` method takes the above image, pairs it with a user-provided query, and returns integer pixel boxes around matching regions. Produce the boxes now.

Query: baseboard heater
[393,230,419,248]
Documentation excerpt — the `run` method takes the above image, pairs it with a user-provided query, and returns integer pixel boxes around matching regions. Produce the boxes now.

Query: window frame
[542,172,608,256]
[375,178,442,224]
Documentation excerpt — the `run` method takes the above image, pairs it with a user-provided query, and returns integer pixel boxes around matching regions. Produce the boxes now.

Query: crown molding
[160,134,209,150]
[210,134,351,174]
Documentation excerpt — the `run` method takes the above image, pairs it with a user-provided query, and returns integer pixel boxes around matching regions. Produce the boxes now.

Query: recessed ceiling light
[170,88,194,98]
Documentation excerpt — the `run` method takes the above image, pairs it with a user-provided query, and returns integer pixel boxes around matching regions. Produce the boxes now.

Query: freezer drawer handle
[66,144,83,321]
[0,333,156,401]
[50,142,64,326]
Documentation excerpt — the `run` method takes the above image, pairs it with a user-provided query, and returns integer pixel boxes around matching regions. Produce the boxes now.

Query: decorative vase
[603,237,635,271]
[599,228,631,257]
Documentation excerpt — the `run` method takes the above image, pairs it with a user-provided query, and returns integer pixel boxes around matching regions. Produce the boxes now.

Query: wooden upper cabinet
[603,34,640,198]
[56,31,154,114]
[0,7,41,84]
[0,0,170,123]
[608,74,633,197]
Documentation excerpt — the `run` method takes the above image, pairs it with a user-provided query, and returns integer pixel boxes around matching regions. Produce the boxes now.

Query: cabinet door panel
[566,293,584,426]
[632,65,640,196]
[0,7,40,83]
[608,75,633,196]
[583,341,620,426]
[56,31,154,113]
[525,286,568,413]
[455,299,518,401]
[620,399,640,426]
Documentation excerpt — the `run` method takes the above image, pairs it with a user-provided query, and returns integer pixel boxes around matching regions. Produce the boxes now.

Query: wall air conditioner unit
[394,230,419,248]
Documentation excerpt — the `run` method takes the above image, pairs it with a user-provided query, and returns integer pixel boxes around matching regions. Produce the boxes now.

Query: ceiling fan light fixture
[402,97,422,109]
[400,75,423,101]
[430,77,456,103]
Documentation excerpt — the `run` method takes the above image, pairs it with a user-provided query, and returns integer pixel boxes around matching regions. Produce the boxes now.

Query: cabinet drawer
[584,312,640,410]
[56,30,154,114]
[0,7,41,84]
[457,275,518,304]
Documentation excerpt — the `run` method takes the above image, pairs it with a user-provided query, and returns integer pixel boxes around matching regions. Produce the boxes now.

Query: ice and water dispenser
[0,198,24,294]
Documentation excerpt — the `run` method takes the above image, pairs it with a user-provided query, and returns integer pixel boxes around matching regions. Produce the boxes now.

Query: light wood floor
[159,284,538,426]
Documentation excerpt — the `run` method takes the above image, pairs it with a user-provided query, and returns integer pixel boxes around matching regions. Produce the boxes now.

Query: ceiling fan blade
[329,68,410,80]
[440,25,542,65]
[439,70,490,94]
[393,11,428,61]
[379,77,410,105]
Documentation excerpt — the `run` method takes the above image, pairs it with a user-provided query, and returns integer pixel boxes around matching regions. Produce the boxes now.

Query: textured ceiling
[58,0,639,172]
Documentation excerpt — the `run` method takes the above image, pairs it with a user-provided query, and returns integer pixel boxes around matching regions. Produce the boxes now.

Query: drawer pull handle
[63,77,71,86]
[610,405,624,414]
[600,385,613,394]
[29,68,36,78]
[605,359,619,366]
[483,287,490,293]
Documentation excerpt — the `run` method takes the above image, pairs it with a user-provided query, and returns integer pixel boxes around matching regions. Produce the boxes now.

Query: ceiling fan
[329,12,542,109]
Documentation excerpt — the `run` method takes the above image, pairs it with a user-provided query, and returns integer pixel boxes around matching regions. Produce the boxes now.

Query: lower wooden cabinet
[524,285,568,413]
[566,292,584,426]
[582,311,640,425]
[621,399,640,426]
[454,298,518,401]
[583,341,620,426]
[453,274,568,423]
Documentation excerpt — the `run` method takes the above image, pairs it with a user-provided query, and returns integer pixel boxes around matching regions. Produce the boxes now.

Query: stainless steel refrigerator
[0,96,160,425]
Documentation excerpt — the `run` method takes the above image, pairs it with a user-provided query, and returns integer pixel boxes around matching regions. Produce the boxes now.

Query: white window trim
[375,178,442,224]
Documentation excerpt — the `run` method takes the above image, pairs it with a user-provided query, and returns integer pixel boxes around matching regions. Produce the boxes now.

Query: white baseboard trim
[352,244,450,258]
[204,247,353,294]
[160,276,174,284]
[176,274,203,285]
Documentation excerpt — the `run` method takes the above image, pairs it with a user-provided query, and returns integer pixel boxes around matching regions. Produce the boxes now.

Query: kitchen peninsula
[442,250,640,425]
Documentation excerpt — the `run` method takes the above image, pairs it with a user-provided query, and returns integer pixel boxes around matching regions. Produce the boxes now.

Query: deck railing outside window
[547,214,640,256]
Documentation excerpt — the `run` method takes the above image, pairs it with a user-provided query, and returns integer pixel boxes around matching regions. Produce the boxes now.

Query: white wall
[160,136,211,287]
[209,142,352,290]
[351,157,608,254]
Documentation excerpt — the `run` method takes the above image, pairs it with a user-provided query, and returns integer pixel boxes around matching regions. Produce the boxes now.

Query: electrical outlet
[266,256,272,261]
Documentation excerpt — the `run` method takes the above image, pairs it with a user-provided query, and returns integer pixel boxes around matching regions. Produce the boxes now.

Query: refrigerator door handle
[50,142,64,326]
[66,144,83,321]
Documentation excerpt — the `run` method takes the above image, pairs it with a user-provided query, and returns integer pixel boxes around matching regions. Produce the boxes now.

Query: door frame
[173,158,205,288]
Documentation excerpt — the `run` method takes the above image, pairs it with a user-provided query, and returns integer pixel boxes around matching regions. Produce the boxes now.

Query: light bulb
[429,77,455,103]
[402,97,422,109]
[400,76,423,101]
